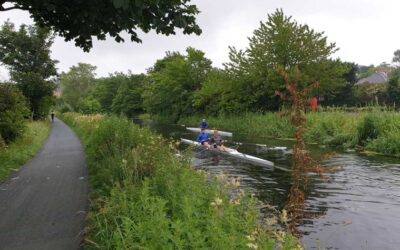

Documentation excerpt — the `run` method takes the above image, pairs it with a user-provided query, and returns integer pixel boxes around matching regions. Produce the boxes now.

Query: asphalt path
[0,118,87,250]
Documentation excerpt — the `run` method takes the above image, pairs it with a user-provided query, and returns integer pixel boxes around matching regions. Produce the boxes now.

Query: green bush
[356,114,379,145]
[0,84,28,143]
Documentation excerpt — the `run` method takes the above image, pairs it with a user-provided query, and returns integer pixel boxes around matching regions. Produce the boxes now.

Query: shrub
[356,114,379,145]
[0,84,28,143]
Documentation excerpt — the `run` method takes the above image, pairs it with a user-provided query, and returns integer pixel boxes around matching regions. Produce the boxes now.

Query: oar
[231,141,287,150]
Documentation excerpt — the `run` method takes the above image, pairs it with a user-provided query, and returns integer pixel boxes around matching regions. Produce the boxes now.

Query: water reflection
[135,118,400,249]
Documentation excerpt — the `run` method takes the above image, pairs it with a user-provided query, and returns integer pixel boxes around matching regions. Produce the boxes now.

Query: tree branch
[1,5,24,11]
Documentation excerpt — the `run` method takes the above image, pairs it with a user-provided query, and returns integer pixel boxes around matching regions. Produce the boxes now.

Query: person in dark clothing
[201,119,207,129]
[50,111,55,122]
[196,128,210,147]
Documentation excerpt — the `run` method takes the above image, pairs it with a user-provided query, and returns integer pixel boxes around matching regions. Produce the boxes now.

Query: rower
[210,129,226,151]
[196,128,211,147]
[201,119,208,129]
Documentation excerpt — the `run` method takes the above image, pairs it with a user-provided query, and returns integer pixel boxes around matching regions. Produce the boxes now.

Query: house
[356,72,388,85]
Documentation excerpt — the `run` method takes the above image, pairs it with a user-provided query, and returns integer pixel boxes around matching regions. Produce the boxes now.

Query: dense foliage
[0,22,57,119]
[60,63,97,111]
[222,9,348,111]
[61,113,298,249]
[0,83,28,143]
[0,0,201,51]
[143,47,212,120]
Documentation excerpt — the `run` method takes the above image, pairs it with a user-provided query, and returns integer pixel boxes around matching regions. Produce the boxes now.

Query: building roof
[356,72,388,85]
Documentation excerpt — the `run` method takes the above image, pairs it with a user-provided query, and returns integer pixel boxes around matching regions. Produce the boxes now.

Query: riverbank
[60,112,299,249]
[0,121,50,181]
[179,110,400,157]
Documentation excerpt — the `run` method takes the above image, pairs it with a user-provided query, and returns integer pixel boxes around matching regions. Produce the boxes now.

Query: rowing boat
[186,127,233,137]
[180,138,274,167]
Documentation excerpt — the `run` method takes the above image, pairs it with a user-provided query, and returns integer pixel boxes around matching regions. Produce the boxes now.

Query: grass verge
[0,121,50,181]
[60,112,299,249]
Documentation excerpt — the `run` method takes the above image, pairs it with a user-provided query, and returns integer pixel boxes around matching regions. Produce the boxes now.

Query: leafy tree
[60,63,97,110]
[0,21,57,119]
[353,83,387,105]
[111,74,147,117]
[143,47,212,120]
[225,9,347,111]
[322,62,358,106]
[78,96,101,114]
[387,68,400,105]
[392,49,400,66]
[92,73,125,113]
[0,0,201,51]
[193,69,252,115]
[0,83,28,143]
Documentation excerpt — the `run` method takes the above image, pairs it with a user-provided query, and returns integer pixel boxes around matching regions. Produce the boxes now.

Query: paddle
[230,141,288,150]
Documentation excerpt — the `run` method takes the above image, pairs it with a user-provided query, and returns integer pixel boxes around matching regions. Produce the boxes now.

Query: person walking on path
[50,111,55,122]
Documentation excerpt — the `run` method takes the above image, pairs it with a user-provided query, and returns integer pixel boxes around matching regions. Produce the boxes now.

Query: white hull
[186,127,233,137]
[180,138,274,167]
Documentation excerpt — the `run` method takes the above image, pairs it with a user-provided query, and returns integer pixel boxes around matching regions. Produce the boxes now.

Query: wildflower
[231,178,241,188]
[274,231,286,242]
[230,198,241,205]
[265,217,277,226]
[218,211,224,217]
[280,209,288,223]
[246,243,258,249]
[211,197,223,207]
[246,235,255,241]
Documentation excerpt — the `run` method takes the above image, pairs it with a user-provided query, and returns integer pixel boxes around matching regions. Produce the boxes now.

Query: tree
[111,74,147,117]
[322,62,358,106]
[78,96,101,114]
[60,63,97,110]
[0,21,57,119]
[0,0,202,51]
[0,83,28,143]
[143,47,212,121]
[393,49,400,67]
[193,69,252,115]
[387,68,400,105]
[92,73,125,113]
[225,9,348,111]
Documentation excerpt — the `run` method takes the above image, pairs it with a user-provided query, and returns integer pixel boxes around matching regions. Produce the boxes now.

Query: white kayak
[186,127,233,137]
[180,138,274,167]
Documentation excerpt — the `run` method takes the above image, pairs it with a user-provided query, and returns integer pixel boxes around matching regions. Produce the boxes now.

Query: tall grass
[180,110,400,157]
[61,113,299,249]
[0,121,50,181]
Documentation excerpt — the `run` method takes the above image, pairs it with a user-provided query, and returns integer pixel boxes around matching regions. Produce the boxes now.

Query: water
[136,119,400,250]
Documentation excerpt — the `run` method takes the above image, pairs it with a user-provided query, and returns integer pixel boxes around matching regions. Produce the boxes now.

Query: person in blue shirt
[196,128,211,147]
[201,119,207,129]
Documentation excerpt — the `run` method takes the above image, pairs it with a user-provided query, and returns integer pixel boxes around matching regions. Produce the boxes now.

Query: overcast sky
[0,0,399,79]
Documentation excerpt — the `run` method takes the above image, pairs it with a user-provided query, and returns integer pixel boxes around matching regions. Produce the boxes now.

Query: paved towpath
[0,118,87,250]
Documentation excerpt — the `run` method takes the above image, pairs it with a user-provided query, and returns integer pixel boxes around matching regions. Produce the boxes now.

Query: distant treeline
[58,10,400,121]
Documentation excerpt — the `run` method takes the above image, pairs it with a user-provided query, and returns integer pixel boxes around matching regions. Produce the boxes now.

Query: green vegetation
[57,10,358,120]
[0,121,50,181]
[60,113,299,249]
[180,109,400,157]
[0,21,57,120]
[1,0,201,51]
[0,84,28,143]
